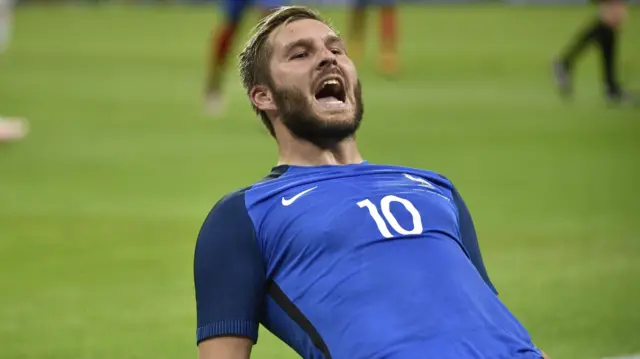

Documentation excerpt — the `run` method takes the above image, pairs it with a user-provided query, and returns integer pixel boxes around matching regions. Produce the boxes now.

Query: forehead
[269,19,338,52]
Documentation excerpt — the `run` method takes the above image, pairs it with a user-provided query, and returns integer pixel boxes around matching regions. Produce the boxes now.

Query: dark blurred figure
[204,0,286,117]
[347,0,398,76]
[553,0,632,104]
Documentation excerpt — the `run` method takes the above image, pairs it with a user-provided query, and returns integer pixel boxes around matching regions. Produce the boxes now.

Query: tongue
[317,96,341,103]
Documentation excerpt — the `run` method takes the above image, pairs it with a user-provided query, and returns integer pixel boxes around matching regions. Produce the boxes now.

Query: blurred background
[0,0,638,358]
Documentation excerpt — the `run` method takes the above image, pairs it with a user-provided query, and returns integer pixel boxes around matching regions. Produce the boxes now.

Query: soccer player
[347,0,398,75]
[204,0,286,116]
[194,6,549,359]
[0,0,15,53]
[552,0,630,103]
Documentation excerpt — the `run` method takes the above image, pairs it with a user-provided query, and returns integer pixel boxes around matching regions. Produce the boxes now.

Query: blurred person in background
[347,0,398,76]
[0,0,15,53]
[0,0,27,142]
[204,0,286,116]
[552,0,631,103]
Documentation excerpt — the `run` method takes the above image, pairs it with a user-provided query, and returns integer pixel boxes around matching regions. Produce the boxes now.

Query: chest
[249,172,461,276]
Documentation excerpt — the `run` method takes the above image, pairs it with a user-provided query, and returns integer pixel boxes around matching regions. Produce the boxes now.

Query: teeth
[323,79,340,86]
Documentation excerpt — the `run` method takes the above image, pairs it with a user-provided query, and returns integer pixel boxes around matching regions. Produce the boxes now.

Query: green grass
[0,3,639,359]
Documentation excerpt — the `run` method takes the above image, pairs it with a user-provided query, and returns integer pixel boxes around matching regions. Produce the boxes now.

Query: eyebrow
[282,34,344,56]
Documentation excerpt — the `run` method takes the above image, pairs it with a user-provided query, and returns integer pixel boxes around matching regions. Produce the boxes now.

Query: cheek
[275,69,310,91]
[347,68,359,91]
[346,61,358,79]
[271,70,288,88]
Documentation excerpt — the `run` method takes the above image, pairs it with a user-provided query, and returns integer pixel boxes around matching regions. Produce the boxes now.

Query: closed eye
[331,48,343,55]
[291,52,308,60]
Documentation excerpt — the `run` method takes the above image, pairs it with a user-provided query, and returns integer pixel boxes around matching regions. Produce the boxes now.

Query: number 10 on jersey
[357,195,423,238]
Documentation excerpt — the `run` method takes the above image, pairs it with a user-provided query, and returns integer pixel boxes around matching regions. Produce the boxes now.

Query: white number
[357,198,394,238]
[357,195,423,238]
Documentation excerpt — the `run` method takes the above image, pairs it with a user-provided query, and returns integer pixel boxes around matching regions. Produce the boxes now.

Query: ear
[250,85,277,112]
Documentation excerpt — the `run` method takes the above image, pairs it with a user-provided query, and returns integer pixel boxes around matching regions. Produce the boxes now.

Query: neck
[276,136,363,167]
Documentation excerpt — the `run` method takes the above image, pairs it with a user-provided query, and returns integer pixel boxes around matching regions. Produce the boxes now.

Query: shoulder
[199,165,290,232]
[388,164,469,207]
[194,186,265,280]
[388,164,456,190]
[203,167,286,217]
[202,187,252,224]
[196,186,259,247]
[423,170,455,189]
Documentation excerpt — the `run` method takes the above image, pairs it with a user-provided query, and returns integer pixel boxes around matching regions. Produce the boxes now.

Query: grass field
[0,3,639,359]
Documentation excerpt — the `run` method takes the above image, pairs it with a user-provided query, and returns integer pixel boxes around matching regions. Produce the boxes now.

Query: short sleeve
[193,189,266,345]
[451,187,498,295]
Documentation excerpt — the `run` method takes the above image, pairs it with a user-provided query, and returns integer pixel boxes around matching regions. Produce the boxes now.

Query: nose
[317,49,338,70]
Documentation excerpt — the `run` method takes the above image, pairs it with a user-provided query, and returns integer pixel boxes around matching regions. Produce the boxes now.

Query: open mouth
[314,77,346,105]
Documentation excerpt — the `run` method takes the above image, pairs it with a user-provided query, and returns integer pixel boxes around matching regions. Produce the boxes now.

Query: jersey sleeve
[193,189,266,345]
[451,187,499,295]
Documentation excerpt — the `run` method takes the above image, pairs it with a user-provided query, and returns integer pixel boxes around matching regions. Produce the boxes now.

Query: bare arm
[198,337,253,359]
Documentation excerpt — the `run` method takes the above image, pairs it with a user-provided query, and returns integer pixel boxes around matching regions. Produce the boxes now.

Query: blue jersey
[194,162,542,359]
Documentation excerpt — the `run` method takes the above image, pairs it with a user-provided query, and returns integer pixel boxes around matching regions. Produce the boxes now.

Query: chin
[327,113,357,125]
[316,110,355,125]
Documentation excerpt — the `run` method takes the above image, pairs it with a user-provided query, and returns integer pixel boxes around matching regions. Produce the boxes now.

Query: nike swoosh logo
[281,186,318,206]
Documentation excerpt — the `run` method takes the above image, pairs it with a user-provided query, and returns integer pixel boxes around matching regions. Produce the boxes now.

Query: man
[552,0,630,103]
[204,0,286,116]
[347,0,398,75]
[194,6,548,359]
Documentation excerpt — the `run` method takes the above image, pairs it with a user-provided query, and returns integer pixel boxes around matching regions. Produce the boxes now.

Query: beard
[270,80,364,150]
